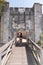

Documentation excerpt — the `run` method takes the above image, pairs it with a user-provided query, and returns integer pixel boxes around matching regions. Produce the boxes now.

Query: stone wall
[0,16,1,41]
[34,3,42,43]
[1,2,10,43]
[10,5,42,42]
[25,8,34,41]
[0,2,43,43]
[41,15,43,33]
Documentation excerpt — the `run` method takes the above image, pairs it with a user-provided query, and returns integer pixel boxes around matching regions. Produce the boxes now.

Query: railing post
[40,50,43,65]
[28,38,43,65]
[0,52,1,65]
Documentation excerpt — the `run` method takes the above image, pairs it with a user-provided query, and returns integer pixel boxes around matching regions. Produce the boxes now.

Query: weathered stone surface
[0,2,43,43]
[34,3,42,42]
[0,2,10,43]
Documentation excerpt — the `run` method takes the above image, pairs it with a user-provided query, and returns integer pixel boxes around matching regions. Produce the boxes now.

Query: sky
[7,0,43,12]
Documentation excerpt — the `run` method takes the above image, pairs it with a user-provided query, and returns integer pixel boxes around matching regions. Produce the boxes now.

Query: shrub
[37,40,41,46]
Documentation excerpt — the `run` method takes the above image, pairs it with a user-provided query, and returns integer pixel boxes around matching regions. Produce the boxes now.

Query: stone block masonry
[0,2,43,43]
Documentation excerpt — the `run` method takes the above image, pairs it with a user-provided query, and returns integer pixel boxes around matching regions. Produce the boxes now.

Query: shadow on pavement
[25,45,37,65]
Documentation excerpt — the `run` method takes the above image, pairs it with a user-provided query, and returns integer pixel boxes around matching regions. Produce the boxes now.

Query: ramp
[6,45,28,65]
[6,45,37,65]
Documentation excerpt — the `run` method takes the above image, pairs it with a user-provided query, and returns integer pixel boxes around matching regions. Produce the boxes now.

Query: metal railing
[27,38,43,65]
[0,38,14,65]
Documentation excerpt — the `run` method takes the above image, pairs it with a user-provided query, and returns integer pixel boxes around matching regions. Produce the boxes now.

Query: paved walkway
[6,45,37,65]
[6,45,28,65]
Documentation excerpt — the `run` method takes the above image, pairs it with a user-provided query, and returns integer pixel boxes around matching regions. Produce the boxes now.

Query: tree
[0,0,6,15]
[0,0,6,25]
[0,0,6,34]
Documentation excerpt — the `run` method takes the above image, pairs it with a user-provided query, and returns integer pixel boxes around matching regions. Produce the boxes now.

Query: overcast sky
[7,0,43,13]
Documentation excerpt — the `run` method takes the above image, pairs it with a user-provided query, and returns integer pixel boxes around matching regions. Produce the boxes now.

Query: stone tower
[0,2,10,43]
[34,3,42,42]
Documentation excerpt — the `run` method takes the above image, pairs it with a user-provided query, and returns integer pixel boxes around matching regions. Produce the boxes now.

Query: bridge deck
[6,45,37,65]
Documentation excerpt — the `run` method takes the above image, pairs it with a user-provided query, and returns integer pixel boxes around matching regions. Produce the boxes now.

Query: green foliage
[37,34,43,47]
[37,40,41,46]
[0,0,6,15]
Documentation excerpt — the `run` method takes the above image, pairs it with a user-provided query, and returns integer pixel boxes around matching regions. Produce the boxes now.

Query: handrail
[29,38,42,50]
[0,38,14,65]
[27,38,43,65]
